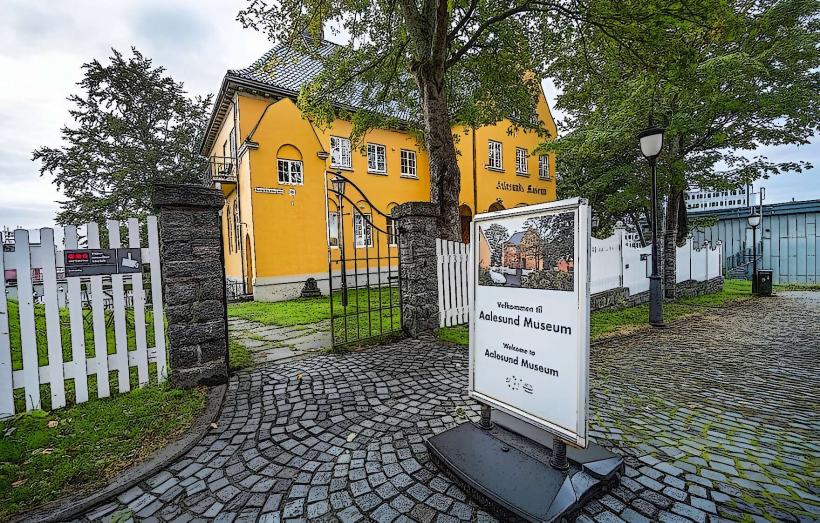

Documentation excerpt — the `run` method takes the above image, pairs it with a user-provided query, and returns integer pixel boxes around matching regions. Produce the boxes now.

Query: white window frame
[330,136,352,169]
[400,149,417,178]
[387,217,398,246]
[278,159,303,185]
[327,212,340,248]
[367,143,387,174]
[487,140,503,170]
[539,155,551,180]
[516,147,529,176]
[354,213,373,248]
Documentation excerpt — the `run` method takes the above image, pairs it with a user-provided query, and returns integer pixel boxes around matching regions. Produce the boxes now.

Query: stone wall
[591,276,724,312]
[392,202,440,337]
[152,183,229,388]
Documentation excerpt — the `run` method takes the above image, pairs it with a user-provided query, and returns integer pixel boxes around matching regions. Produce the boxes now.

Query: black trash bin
[754,270,773,295]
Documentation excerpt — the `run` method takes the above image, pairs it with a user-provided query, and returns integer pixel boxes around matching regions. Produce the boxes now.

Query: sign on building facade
[469,197,591,447]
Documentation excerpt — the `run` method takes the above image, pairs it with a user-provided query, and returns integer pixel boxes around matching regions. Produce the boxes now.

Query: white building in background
[686,185,752,213]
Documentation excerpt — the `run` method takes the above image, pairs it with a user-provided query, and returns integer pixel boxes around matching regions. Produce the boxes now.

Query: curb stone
[11,384,227,523]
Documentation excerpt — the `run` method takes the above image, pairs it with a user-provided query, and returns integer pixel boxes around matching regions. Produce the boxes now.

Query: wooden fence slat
[442,239,453,326]
[456,242,466,324]
[128,218,149,386]
[107,220,130,393]
[147,216,167,382]
[14,230,41,411]
[0,238,14,417]
[87,222,110,399]
[450,242,458,326]
[64,226,89,404]
[40,228,66,409]
[436,239,445,327]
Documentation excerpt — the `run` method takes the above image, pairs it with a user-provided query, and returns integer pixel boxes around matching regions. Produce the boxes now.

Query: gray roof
[229,41,337,96]
[201,40,414,154]
[506,231,525,246]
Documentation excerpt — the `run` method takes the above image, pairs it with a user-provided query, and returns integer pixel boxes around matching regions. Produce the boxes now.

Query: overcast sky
[1,0,817,232]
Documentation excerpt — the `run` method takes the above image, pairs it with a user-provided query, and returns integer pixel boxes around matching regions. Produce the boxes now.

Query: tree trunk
[663,189,684,299]
[414,66,461,241]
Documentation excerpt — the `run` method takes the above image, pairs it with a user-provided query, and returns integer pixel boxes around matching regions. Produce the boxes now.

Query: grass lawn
[228,287,400,326]
[6,301,158,369]
[0,384,205,519]
[439,279,756,345]
[228,338,254,371]
[4,300,161,412]
[228,287,402,346]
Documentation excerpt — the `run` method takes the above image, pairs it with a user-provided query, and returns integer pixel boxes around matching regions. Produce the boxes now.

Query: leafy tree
[545,0,819,294]
[33,48,213,226]
[238,1,655,240]
[482,223,509,266]
[524,212,574,267]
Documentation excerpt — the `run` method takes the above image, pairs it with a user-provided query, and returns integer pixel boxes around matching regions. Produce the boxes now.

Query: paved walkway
[229,318,332,364]
[77,292,818,522]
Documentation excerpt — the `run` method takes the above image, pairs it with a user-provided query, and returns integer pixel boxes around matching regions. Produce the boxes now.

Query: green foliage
[228,288,400,327]
[237,1,661,237]
[5,300,157,370]
[482,224,509,266]
[521,269,573,291]
[33,48,213,225]
[0,384,205,518]
[545,0,819,228]
[478,268,493,285]
[228,339,254,371]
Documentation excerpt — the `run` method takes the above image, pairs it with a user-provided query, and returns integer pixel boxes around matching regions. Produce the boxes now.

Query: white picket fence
[0,217,167,418]
[437,230,723,327]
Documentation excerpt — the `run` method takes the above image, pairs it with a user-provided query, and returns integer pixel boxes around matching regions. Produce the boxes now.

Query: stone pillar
[392,202,440,337]
[152,183,228,388]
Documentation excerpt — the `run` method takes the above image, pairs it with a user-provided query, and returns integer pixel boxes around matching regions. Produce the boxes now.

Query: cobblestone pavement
[77,292,819,522]
[229,318,332,364]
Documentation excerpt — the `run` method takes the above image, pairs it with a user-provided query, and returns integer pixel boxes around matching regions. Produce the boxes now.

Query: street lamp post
[638,126,665,327]
[747,213,761,293]
[331,174,348,307]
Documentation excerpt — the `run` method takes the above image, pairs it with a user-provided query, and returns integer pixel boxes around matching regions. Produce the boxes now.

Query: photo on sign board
[477,211,575,291]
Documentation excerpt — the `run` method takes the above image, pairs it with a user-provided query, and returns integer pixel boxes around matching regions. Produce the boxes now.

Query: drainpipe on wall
[231,96,248,296]
[472,126,478,215]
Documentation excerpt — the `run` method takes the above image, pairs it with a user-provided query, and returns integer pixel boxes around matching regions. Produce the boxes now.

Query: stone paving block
[71,294,820,522]
[671,501,707,523]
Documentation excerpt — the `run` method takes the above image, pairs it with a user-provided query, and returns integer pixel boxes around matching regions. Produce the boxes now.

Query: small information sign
[469,197,591,447]
[64,248,142,277]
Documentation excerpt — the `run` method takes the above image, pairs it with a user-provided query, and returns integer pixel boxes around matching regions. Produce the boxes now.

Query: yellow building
[202,41,558,301]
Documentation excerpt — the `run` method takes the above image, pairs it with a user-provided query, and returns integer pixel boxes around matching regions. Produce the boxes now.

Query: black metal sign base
[426,422,623,522]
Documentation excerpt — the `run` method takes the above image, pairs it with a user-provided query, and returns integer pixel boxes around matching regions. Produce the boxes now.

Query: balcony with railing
[204,155,237,186]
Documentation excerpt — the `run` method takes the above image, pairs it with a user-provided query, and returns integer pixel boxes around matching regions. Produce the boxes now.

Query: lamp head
[638,127,665,159]
[747,214,761,228]
[331,173,346,196]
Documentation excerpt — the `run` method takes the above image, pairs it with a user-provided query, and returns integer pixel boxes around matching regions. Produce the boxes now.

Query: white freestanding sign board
[469,198,591,447]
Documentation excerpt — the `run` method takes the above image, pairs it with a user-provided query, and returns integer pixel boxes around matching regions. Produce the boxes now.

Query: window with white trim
[327,212,340,247]
[516,147,528,175]
[278,159,303,185]
[387,217,398,246]
[367,143,387,174]
[487,140,503,170]
[539,155,550,180]
[400,149,417,178]
[233,202,241,252]
[330,136,352,168]
[354,213,373,248]
[227,203,234,252]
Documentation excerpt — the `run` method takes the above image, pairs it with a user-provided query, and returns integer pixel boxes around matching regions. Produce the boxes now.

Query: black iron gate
[326,172,403,348]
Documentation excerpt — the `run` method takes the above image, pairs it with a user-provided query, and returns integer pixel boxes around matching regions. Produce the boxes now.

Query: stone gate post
[392,202,440,337]
[152,183,228,388]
